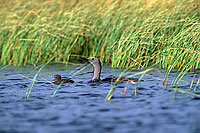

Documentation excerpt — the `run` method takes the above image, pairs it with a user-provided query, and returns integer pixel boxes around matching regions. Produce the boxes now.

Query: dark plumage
[53,74,74,85]
[101,77,139,82]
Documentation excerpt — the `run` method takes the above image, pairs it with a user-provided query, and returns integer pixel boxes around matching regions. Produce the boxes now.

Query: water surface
[0,64,200,133]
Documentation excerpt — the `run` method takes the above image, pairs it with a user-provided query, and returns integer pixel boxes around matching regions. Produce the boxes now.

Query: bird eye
[92,58,94,60]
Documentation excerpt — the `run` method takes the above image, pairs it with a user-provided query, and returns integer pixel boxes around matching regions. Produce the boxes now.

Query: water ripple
[0,64,199,133]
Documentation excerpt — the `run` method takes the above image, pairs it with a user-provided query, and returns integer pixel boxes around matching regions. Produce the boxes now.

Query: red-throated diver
[81,57,138,83]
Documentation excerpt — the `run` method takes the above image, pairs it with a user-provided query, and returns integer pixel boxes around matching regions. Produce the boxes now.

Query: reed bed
[1,0,199,71]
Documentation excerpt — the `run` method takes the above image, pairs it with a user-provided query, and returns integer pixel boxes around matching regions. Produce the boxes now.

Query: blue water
[0,63,200,133]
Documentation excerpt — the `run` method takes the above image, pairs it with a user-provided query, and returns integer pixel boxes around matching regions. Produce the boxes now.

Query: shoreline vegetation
[0,0,200,100]
[1,0,199,71]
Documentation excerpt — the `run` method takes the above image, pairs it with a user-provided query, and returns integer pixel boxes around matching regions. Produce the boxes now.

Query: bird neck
[92,63,101,82]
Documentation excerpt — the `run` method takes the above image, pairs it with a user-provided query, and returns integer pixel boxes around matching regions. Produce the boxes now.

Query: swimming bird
[53,74,74,85]
[81,57,139,83]
[81,57,140,96]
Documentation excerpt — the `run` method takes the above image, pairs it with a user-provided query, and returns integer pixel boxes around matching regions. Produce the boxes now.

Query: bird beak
[80,57,88,61]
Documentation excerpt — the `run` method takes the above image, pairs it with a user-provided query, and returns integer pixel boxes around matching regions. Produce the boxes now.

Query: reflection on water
[0,64,200,133]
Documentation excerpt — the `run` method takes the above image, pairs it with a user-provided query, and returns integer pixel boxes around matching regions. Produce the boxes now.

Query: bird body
[101,77,138,82]
[53,74,74,85]
[81,57,138,83]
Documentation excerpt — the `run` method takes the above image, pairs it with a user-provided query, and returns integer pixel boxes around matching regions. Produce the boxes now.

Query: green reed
[1,0,199,70]
[105,68,153,101]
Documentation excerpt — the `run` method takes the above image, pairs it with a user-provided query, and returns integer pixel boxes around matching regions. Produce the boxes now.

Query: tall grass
[1,0,199,71]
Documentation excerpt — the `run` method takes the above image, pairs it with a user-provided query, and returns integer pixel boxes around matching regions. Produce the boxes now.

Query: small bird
[81,57,139,82]
[53,74,74,85]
